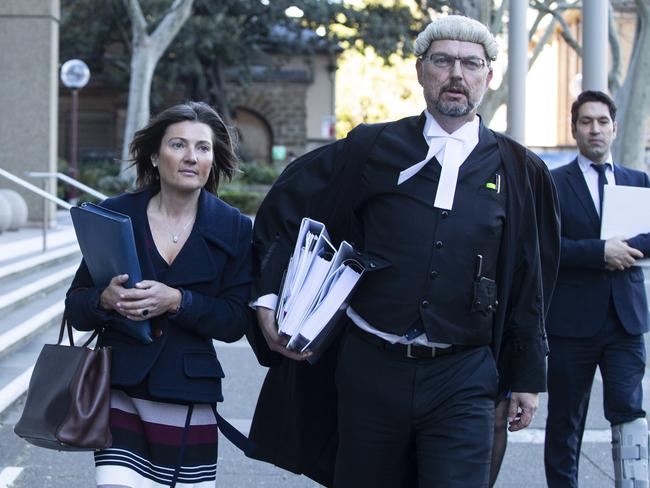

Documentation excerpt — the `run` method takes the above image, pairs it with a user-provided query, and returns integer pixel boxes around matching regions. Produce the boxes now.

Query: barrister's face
[571,101,617,164]
[416,39,493,122]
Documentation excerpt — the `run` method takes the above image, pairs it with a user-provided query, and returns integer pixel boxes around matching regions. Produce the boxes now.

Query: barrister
[248,15,560,488]
[544,90,650,488]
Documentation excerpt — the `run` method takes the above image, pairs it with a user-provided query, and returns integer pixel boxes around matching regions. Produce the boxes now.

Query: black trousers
[334,329,498,488]
[544,304,646,488]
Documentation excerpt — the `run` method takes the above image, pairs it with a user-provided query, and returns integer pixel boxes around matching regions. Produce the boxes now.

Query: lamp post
[60,59,90,203]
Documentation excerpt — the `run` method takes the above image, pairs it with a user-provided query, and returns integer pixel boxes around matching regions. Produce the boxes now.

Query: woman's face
[153,121,214,195]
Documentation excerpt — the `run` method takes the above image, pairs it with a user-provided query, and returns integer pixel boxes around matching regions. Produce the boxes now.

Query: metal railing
[0,168,71,210]
[0,168,107,252]
[25,172,108,201]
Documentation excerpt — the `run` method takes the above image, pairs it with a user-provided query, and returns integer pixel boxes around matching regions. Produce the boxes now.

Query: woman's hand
[99,274,130,313]
[102,276,182,321]
[256,306,311,361]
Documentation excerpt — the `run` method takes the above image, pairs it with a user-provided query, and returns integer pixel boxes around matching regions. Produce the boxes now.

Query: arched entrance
[232,107,272,164]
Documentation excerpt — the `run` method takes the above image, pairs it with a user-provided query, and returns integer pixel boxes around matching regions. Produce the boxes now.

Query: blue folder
[70,202,153,344]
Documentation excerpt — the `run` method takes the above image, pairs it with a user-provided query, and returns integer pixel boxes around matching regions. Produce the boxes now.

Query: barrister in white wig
[247,15,561,488]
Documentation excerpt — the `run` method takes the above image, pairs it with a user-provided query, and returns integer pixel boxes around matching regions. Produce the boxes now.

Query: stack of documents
[276,218,364,359]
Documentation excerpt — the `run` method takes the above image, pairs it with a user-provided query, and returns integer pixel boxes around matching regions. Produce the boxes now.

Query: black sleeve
[252,124,383,299]
[504,152,561,392]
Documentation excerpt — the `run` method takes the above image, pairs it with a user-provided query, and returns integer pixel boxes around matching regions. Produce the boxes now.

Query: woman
[65,102,252,487]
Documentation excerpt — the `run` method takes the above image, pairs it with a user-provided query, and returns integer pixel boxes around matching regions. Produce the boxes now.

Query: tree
[121,0,194,176]
[60,0,419,173]
[411,1,647,169]
[612,0,650,169]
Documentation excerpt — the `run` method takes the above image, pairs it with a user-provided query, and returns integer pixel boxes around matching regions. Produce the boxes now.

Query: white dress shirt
[576,152,616,217]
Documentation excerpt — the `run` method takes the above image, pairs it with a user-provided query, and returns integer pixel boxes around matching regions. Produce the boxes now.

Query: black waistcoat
[350,123,506,346]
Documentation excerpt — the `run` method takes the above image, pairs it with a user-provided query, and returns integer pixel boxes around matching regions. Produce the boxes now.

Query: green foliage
[235,161,282,185]
[60,0,422,115]
[218,186,267,215]
[57,157,127,201]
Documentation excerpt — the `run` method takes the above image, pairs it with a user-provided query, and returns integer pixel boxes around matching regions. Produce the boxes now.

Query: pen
[474,254,483,279]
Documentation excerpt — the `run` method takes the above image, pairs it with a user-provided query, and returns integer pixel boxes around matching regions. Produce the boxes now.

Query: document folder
[601,185,650,239]
[70,202,153,344]
[276,218,365,363]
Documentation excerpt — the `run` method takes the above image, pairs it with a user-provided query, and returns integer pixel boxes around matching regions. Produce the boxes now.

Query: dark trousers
[333,329,498,488]
[544,305,646,488]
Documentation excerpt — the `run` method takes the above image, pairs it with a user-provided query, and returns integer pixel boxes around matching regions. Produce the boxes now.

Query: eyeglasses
[422,53,488,72]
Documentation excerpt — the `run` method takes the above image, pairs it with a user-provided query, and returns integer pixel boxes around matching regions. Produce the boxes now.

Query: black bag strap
[56,312,99,348]
[210,404,256,456]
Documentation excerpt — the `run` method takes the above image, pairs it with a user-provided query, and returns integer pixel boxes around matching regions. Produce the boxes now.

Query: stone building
[58,51,337,168]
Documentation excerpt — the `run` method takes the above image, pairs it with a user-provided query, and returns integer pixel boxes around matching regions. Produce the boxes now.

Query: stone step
[0,259,78,317]
[0,243,79,284]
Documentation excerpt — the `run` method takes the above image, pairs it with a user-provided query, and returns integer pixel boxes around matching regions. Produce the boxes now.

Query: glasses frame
[421,53,489,73]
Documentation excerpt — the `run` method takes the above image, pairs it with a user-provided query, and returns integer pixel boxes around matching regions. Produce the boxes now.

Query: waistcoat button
[435,241,443,249]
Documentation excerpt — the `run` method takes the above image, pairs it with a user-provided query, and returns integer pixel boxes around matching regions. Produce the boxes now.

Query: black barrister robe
[246,115,560,486]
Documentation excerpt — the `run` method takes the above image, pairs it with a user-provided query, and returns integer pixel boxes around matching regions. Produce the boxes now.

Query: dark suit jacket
[547,159,650,337]
[247,116,560,486]
[65,187,253,404]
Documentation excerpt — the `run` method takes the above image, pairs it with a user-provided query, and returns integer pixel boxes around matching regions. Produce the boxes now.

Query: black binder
[70,202,153,344]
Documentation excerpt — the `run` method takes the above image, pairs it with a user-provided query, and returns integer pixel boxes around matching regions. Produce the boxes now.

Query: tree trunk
[120,45,157,180]
[612,0,650,170]
[120,0,194,179]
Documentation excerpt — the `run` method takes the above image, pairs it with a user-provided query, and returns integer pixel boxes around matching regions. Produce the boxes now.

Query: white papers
[601,185,650,239]
[276,218,364,357]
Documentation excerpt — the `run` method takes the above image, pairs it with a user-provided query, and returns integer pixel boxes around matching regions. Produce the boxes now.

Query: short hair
[414,15,498,62]
[129,101,238,195]
[570,90,617,126]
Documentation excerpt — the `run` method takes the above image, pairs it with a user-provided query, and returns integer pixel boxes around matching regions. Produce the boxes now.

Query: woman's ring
[142,309,149,317]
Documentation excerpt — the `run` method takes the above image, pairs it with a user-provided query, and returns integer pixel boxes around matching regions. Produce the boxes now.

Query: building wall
[58,52,335,168]
[0,0,60,223]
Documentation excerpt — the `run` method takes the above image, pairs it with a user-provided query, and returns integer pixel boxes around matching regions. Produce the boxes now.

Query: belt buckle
[406,343,436,358]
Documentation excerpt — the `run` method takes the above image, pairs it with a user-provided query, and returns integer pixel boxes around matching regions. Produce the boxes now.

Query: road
[3,330,650,487]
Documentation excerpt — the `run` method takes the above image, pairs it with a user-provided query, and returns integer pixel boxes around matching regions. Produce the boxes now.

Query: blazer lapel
[163,189,239,287]
[565,159,600,229]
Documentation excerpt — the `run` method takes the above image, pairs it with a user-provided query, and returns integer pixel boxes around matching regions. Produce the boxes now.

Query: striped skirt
[95,388,218,487]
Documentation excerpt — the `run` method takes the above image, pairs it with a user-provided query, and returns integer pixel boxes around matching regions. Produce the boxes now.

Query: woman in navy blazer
[65,102,252,487]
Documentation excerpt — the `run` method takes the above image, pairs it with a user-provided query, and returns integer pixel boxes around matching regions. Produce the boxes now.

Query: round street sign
[60,59,90,89]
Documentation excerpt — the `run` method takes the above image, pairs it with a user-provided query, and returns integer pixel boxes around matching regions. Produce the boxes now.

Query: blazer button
[421,300,430,308]
[430,270,439,279]
[441,210,449,219]
[435,241,443,249]
[153,328,163,339]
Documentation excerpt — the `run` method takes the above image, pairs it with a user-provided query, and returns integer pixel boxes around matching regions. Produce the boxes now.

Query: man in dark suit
[248,15,560,488]
[544,90,650,487]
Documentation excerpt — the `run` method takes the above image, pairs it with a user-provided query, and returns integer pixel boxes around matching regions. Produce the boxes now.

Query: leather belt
[349,325,472,359]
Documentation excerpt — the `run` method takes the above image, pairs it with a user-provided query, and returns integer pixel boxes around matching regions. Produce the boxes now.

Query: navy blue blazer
[65,187,253,403]
[547,159,650,337]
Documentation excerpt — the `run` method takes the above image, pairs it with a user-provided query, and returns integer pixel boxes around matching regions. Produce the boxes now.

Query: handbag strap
[56,312,99,348]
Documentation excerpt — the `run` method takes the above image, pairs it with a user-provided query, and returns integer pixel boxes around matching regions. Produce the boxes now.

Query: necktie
[591,163,610,216]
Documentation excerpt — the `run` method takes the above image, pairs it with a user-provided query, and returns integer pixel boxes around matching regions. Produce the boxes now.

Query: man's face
[416,39,493,120]
[571,101,617,164]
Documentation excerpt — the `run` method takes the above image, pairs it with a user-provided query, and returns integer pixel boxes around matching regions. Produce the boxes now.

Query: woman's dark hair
[129,101,238,194]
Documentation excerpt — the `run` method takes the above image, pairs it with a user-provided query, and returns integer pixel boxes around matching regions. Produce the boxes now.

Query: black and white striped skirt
[95,389,218,487]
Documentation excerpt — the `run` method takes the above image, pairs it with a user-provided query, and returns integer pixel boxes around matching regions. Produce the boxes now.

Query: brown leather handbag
[14,314,112,451]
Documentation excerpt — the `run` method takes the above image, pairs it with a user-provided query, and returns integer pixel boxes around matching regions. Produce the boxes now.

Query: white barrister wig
[414,15,499,61]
